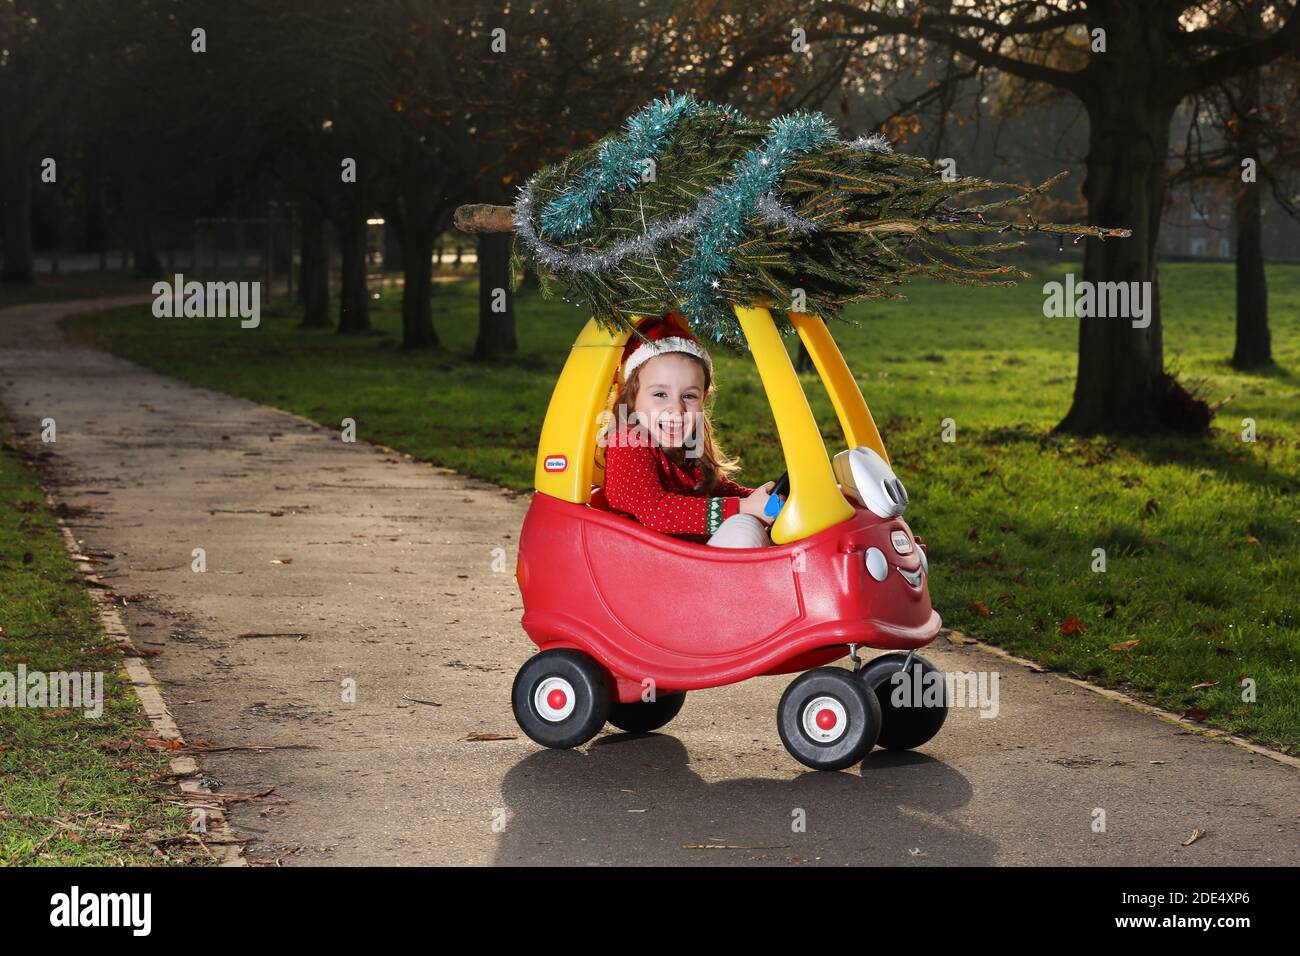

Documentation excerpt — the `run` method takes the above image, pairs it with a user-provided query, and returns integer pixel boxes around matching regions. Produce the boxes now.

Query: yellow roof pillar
[734,304,854,543]
[534,318,631,502]
[788,311,889,464]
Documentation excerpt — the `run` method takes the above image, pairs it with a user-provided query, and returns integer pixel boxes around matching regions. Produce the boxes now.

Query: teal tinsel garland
[540,92,738,239]
[677,110,838,335]
[513,97,1132,348]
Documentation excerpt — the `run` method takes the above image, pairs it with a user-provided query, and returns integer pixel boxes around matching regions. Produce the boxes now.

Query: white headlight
[833,447,908,519]
[864,547,889,582]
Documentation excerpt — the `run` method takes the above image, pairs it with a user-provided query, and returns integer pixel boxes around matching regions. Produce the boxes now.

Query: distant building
[1162,99,1300,263]
[1160,191,1234,260]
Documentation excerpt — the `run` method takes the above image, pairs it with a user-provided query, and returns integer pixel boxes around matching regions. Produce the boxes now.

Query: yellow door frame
[533,317,631,502]
[533,305,880,543]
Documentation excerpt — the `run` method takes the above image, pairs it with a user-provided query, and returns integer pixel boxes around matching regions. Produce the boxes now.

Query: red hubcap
[547,689,568,710]
[816,708,838,730]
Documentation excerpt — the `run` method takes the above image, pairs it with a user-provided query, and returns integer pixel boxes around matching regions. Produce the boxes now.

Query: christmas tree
[510,92,1130,349]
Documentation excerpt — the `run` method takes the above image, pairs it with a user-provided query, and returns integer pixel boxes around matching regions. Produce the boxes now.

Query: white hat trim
[623,335,713,381]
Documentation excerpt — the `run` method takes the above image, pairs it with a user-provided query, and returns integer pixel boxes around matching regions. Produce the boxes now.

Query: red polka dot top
[602,426,756,543]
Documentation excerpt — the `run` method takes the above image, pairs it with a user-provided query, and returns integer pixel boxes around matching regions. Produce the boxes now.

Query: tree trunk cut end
[454,204,514,234]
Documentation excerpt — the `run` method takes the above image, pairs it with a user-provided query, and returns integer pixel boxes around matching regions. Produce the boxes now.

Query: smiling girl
[598,313,775,548]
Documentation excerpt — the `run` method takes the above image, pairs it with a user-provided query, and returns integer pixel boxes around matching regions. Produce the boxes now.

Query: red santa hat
[620,311,713,382]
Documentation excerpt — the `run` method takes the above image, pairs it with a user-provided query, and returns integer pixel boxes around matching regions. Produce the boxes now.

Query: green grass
[64,262,1300,753]
[0,271,158,309]
[0,424,205,865]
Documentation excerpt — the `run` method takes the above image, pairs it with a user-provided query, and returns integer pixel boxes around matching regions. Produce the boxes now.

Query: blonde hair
[597,352,741,494]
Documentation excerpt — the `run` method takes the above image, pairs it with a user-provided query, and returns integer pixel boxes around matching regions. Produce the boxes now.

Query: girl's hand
[739,481,777,525]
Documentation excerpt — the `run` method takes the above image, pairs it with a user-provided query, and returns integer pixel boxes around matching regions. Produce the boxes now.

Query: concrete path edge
[44,484,247,866]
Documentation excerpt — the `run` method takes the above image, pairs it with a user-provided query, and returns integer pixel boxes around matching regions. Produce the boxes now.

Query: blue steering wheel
[764,470,790,520]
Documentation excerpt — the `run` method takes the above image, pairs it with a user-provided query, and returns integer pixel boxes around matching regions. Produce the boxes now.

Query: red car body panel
[517,491,941,704]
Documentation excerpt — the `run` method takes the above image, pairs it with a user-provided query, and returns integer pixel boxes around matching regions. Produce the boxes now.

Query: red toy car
[512,306,945,770]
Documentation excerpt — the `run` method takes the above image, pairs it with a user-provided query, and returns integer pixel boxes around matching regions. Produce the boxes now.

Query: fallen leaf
[1110,640,1139,652]
[1189,680,1218,690]
[1059,617,1086,635]
[1180,707,1209,722]
[969,600,991,617]
[1182,828,1206,846]
[270,558,293,565]
[465,732,517,741]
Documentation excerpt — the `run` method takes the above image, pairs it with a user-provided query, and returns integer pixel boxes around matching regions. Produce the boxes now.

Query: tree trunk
[400,224,438,349]
[130,208,164,279]
[1,142,35,284]
[384,220,404,274]
[335,213,370,334]
[84,150,109,265]
[795,341,813,373]
[1057,53,1210,435]
[299,203,330,327]
[1231,68,1271,370]
[473,232,517,359]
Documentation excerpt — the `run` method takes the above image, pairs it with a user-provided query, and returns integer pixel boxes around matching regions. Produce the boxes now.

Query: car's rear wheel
[512,649,612,749]
[607,691,686,734]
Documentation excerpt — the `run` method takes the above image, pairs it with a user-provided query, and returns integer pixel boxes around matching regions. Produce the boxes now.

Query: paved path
[2,297,1296,865]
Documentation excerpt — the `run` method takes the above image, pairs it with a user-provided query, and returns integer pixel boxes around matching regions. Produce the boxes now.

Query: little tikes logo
[49,886,152,937]
[544,455,567,473]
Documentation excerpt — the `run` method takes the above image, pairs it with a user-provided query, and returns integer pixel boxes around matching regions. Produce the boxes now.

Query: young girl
[598,312,776,548]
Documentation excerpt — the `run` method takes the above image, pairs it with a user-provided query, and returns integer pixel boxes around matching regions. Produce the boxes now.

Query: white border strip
[945,629,1300,770]
[47,495,248,866]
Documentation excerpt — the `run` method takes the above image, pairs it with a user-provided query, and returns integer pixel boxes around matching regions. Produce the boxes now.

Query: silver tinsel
[515,180,820,277]
[515,178,699,275]
[754,193,818,234]
[513,134,886,278]
[845,133,894,154]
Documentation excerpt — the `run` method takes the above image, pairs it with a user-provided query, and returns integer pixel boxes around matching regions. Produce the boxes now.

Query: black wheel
[777,667,881,771]
[860,652,948,751]
[511,649,612,749]
[607,691,687,734]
